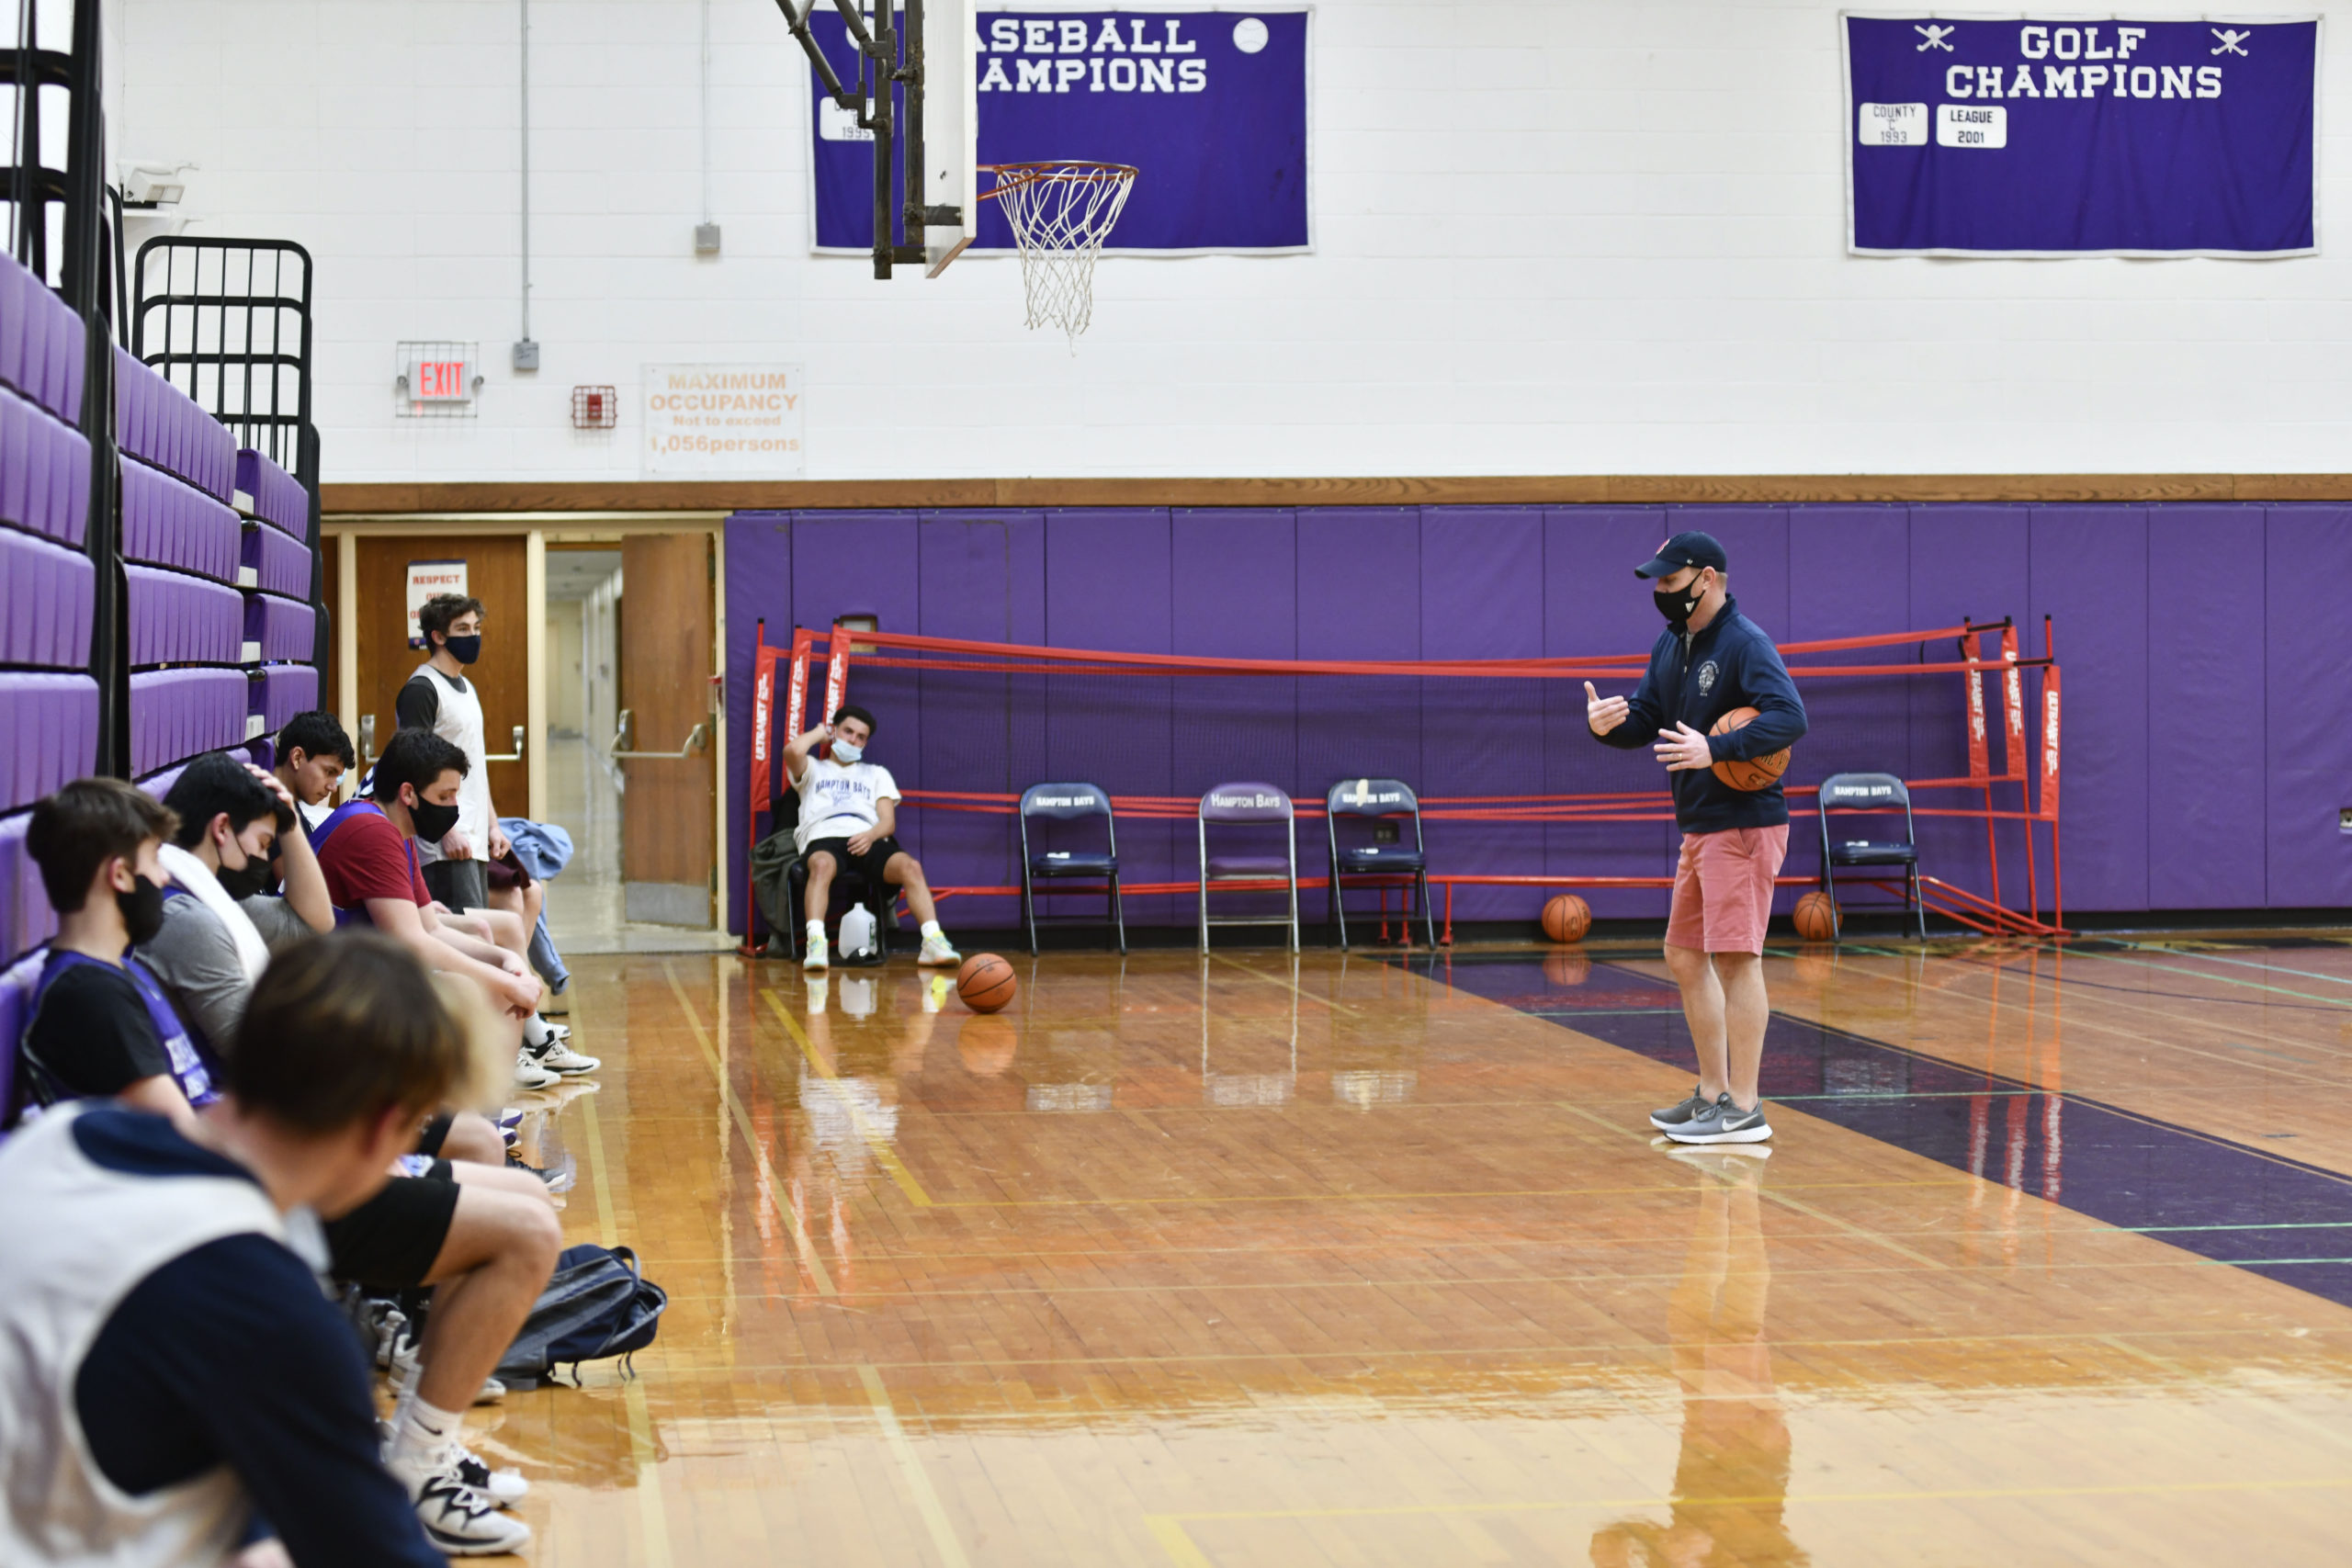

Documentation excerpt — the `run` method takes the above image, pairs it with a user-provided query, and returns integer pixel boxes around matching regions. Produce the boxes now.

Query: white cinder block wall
[108,1,2352,481]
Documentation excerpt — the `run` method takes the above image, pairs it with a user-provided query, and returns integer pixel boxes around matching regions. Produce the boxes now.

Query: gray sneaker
[1664,1094,1772,1145]
[1648,1084,1713,1132]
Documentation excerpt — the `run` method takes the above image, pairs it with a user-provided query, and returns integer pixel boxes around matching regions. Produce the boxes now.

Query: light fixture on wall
[119,161,193,208]
[571,385,617,429]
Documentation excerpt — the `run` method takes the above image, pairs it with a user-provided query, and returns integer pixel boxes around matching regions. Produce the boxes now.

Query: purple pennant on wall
[1844,15,2317,256]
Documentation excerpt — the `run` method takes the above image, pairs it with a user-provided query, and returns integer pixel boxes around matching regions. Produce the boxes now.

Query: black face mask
[1654,584,1703,626]
[118,874,166,946]
[409,798,462,844]
[443,635,482,665]
[216,845,275,900]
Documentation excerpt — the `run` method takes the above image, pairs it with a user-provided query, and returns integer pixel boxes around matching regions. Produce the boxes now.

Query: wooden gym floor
[472,932,2352,1566]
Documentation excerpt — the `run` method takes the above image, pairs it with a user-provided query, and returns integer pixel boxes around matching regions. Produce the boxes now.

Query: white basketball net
[981,162,1137,344]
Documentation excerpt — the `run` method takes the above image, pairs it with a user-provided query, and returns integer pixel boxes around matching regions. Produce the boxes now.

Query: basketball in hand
[1541,894,1591,944]
[956,953,1018,1014]
[1709,706,1792,792]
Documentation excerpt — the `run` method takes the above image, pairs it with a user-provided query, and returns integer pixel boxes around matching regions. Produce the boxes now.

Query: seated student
[19,781,213,1133]
[147,754,334,1050]
[310,728,543,1036]
[785,704,962,971]
[274,708,355,834]
[150,750,505,1169]
[0,932,497,1565]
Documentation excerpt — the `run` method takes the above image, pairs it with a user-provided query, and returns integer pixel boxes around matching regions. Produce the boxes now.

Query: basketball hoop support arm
[771,0,963,277]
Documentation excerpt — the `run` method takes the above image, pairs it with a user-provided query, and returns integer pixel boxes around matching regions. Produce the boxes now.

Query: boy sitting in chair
[786,705,960,971]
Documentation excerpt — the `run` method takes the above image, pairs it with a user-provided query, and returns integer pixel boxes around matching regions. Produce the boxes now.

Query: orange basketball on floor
[1793,891,1838,942]
[956,953,1018,1014]
[1541,894,1591,944]
[1709,705,1792,792]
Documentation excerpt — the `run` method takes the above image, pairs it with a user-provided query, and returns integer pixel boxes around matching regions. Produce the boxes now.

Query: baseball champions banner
[811,6,1311,254]
[1844,14,2318,256]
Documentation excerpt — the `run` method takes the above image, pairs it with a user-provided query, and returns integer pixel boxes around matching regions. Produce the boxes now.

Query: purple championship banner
[1843,13,2318,256]
[810,6,1311,254]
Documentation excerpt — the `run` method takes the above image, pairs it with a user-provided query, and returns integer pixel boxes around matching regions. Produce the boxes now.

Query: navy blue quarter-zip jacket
[1590,596,1808,833]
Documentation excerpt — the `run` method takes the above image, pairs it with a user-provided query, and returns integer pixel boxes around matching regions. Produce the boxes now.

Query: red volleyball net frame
[741,616,2066,947]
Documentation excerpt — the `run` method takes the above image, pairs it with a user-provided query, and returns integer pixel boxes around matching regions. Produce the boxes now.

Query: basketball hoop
[978,161,1137,344]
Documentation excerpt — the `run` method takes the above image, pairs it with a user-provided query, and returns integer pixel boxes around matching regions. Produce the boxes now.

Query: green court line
[2047,947,2352,1008]
[2117,942,2352,988]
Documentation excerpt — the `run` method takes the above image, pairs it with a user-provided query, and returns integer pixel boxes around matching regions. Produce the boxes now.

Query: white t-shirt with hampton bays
[793,756,900,852]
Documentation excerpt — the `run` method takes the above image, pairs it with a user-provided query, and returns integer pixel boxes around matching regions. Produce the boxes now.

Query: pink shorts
[1665,825,1789,954]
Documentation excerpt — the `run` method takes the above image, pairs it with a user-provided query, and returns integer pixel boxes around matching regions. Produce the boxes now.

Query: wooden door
[619,534,716,925]
[354,535,531,816]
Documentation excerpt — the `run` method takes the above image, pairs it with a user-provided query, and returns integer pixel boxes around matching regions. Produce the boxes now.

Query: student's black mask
[443,635,482,665]
[408,797,462,844]
[216,843,276,900]
[119,874,166,946]
[1654,574,1707,626]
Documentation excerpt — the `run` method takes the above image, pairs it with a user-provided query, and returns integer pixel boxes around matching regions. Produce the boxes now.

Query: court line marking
[658,963,840,1296]
[901,1174,1972,1211]
[2117,944,2352,988]
[1139,1472,2352,1556]
[2071,945,2352,1007]
[1204,949,1362,1015]
[855,1363,973,1568]
[757,988,935,1207]
[576,1088,676,1568]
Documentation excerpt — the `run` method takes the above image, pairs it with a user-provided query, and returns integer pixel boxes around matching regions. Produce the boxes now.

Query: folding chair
[1325,777,1435,950]
[770,788,894,964]
[1816,772,1928,941]
[1019,782,1126,955]
[1197,782,1298,953]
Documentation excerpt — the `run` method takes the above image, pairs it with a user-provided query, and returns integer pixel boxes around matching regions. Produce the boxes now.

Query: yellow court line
[575,1089,675,1568]
[757,988,935,1207]
[901,1173,1972,1211]
[658,963,840,1296]
[1204,949,1362,1015]
[856,1364,973,1568]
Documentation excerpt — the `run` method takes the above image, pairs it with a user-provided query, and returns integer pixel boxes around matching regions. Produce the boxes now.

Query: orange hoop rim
[977,160,1140,199]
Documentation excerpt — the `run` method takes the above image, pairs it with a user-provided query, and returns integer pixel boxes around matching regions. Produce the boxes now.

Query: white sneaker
[526,1037,601,1076]
[918,932,962,966]
[450,1439,529,1503]
[803,933,829,971]
[402,1456,533,1555]
[536,1015,572,1042]
[514,1049,560,1090]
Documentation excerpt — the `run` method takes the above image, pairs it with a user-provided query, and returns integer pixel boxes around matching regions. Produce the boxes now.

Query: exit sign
[397,341,481,418]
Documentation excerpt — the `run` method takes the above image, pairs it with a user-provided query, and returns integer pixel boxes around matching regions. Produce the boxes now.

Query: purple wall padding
[2266,507,2352,908]
[726,503,2352,933]
[0,672,99,813]
[0,810,57,965]
[2149,508,2267,908]
[1544,506,1674,919]
[0,525,93,668]
[120,457,241,584]
[726,513,792,932]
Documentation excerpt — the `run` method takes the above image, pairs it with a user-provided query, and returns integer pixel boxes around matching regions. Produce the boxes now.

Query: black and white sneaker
[526,1035,601,1076]
[1648,1084,1712,1133]
[406,1460,533,1554]
[1663,1094,1773,1145]
[452,1441,530,1504]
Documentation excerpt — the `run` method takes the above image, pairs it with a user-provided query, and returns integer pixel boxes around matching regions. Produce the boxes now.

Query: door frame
[322,513,729,921]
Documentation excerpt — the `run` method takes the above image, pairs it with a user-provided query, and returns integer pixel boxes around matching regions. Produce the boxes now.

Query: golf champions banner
[1843,14,2318,256]
[809,6,1311,254]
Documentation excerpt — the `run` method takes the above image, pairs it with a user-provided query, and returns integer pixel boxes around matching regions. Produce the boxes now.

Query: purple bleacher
[248,663,320,733]
[113,346,235,502]
[125,565,243,666]
[128,669,249,777]
[242,592,315,663]
[0,253,85,427]
[120,457,241,583]
[0,949,42,1123]
[0,810,57,969]
[0,525,94,668]
[241,519,312,599]
[234,448,310,543]
[0,389,91,547]
[0,673,99,813]
[137,744,257,805]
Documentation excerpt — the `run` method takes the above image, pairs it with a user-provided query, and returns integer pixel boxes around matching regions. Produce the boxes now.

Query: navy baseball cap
[1634,530,1728,580]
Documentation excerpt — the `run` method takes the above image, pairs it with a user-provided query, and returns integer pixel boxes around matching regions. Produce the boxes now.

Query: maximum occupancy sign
[1843,14,2318,256]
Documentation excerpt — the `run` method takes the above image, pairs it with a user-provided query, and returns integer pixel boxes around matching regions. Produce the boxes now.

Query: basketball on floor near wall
[1541,894,1591,944]
[957,953,1018,1014]
[1793,891,1838,942]
[1709,706,1792,791]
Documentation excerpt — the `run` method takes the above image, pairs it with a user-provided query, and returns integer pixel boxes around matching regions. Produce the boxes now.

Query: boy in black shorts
[785,704,961,971]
